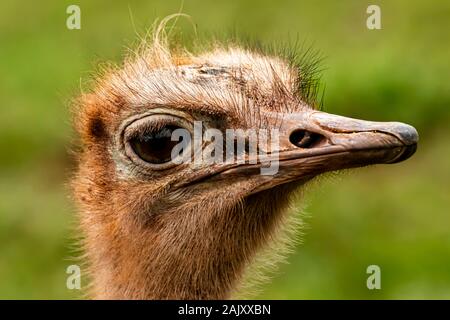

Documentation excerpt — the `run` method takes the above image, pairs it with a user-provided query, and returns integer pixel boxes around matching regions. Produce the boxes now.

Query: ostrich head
[72,27,418,299]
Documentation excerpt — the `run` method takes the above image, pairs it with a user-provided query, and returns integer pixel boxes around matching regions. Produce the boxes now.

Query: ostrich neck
[85,185,296,300]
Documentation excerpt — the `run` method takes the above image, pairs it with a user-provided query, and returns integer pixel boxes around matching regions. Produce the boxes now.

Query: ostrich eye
[129,125,181,164]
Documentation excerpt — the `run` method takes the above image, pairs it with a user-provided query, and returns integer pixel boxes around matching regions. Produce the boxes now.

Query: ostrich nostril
[289,130,326,149]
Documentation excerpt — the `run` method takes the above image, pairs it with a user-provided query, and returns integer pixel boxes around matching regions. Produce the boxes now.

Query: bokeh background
[0,0,449,299]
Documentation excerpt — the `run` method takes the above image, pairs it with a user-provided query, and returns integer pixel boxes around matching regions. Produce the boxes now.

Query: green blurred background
[0,0,449,299]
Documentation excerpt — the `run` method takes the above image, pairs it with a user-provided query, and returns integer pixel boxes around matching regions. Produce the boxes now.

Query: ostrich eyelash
[127,119,178,139]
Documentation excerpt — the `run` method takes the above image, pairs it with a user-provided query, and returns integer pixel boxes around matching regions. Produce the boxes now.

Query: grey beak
[311,112,419,147]
[262,109,419,168]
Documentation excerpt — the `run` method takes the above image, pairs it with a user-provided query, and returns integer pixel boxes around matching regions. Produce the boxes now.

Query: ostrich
[72,26,418,299]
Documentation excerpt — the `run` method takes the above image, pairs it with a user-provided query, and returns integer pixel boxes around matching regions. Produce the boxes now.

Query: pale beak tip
[391,122,419,146]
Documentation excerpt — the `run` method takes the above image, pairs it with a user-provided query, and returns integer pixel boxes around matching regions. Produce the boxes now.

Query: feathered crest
[85,14,325,116]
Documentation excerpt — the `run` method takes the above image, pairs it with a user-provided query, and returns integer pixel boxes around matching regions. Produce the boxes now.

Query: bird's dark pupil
[131,126,179,164]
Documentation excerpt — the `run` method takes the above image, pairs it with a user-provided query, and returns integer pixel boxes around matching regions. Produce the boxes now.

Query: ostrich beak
[309,111,418,162]
[267,110,419,177]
